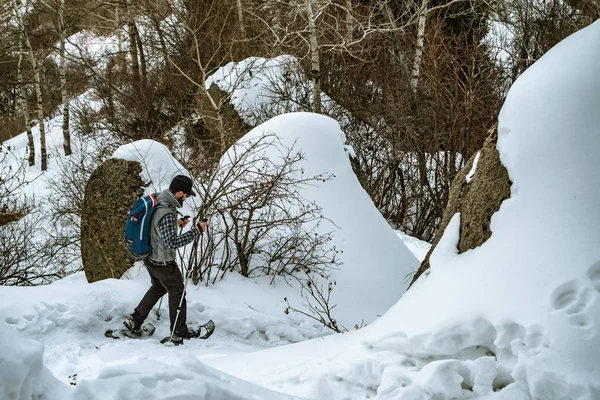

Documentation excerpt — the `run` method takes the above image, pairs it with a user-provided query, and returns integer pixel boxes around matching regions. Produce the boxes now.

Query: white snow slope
[203,18,600,400]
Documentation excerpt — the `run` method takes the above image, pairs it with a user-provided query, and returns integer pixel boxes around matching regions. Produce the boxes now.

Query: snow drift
[226,112,420,327]
[206,19,600,400]
[0,324,67,400]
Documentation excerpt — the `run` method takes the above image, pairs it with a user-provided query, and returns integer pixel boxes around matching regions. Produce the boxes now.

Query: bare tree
[41,0,73,156]
[16,22,35,166]
[236,0,247,39]
[12,0,47,171]
[285,274,345,333]
[125,0,140,83]
[304,0,322,113]
[57,0,71,155]
[411,0,429,92]
[0,146,57,285]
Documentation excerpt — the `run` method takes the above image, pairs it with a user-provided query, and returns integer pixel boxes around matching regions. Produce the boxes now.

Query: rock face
[81,159,145,283]
[410,124,512,286]
[191,83,252,159]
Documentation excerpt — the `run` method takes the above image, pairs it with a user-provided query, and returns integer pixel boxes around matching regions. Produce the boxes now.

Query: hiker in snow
[124,175,207,344]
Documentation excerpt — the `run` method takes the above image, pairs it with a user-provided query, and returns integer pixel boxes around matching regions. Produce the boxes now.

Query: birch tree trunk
[17,30,35,166]
[236,0,247,39]
[411,0,429,93]
[13,0,46,170]
[32,63,47,171]
[126,0,140,83]
[345,0,353,43]
[58,0,72,156]
[304,0,321,114]
[115,1,125,72]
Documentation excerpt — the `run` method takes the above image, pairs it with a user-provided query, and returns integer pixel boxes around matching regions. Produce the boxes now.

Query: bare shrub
[285,273,345,333]
[0,205,61,285]
[0,146,57,285]
[188,133,341,285]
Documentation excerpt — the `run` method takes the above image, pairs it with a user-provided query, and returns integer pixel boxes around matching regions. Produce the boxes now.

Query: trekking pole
[169,219,204,342]
[156,297,163,320]
[170,263,193,342]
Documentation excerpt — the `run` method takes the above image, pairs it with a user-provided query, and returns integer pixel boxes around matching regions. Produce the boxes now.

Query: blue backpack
[124,194,158,260]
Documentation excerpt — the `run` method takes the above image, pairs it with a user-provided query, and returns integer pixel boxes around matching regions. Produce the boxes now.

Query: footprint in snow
[550,263,600,339]
[586,261,600,293]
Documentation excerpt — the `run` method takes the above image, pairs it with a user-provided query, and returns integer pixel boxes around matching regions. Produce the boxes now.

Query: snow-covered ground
[206,20,600,399]
[3,18,600,400]
[1,95,422,399]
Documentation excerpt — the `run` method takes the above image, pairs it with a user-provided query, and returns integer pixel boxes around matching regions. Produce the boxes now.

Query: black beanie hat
[170,175,196,196]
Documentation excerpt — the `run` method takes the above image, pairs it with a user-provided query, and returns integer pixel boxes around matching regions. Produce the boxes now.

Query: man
[124,175,207,344]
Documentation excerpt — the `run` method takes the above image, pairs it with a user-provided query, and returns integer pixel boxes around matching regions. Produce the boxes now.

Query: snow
[0,324,67,399]
[466,151,481,183]
[112,139,189,195]
[205,56,295,126]
[227,113,420,328]
[205,56,338,127]
[2,18,600,400]
[395,230,432,262]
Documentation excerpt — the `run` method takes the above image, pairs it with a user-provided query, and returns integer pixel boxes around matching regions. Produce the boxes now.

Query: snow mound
[74,354,303,400]
[206,56,301,126]
[0,323,67,400]
[225,112,419,328]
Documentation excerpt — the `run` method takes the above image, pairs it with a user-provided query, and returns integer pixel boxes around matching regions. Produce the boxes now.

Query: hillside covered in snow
[2,5,600,400]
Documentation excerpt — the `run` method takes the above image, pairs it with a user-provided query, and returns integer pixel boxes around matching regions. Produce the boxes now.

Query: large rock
[410,124,512,286]
[81,158,145,283]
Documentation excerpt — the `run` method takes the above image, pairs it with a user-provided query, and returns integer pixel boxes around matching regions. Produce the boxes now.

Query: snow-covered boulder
[370,16,600,393]
[81,158,144,282]
[412,124,512,285]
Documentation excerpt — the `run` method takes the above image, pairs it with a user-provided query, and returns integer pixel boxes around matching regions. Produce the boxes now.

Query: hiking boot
[169,333,184,346]
[123,315,142,336]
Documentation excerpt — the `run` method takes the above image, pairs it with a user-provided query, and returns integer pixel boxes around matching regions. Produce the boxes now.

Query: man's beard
[177,197,184,206]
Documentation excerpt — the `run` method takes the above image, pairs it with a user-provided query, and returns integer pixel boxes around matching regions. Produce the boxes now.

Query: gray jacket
[148,189,185,264]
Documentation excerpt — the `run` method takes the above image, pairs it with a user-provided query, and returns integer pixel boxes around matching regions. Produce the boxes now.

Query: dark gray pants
[132,259,188,335]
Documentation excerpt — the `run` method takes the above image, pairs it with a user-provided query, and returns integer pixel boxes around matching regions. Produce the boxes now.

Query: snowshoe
[160,319,215,345]
[105,322,155,339]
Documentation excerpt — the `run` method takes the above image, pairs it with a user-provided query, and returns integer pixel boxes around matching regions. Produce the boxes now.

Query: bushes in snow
[190,133,341,284]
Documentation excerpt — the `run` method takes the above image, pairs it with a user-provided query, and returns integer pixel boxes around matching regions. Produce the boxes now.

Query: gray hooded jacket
[148,189,192,264]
